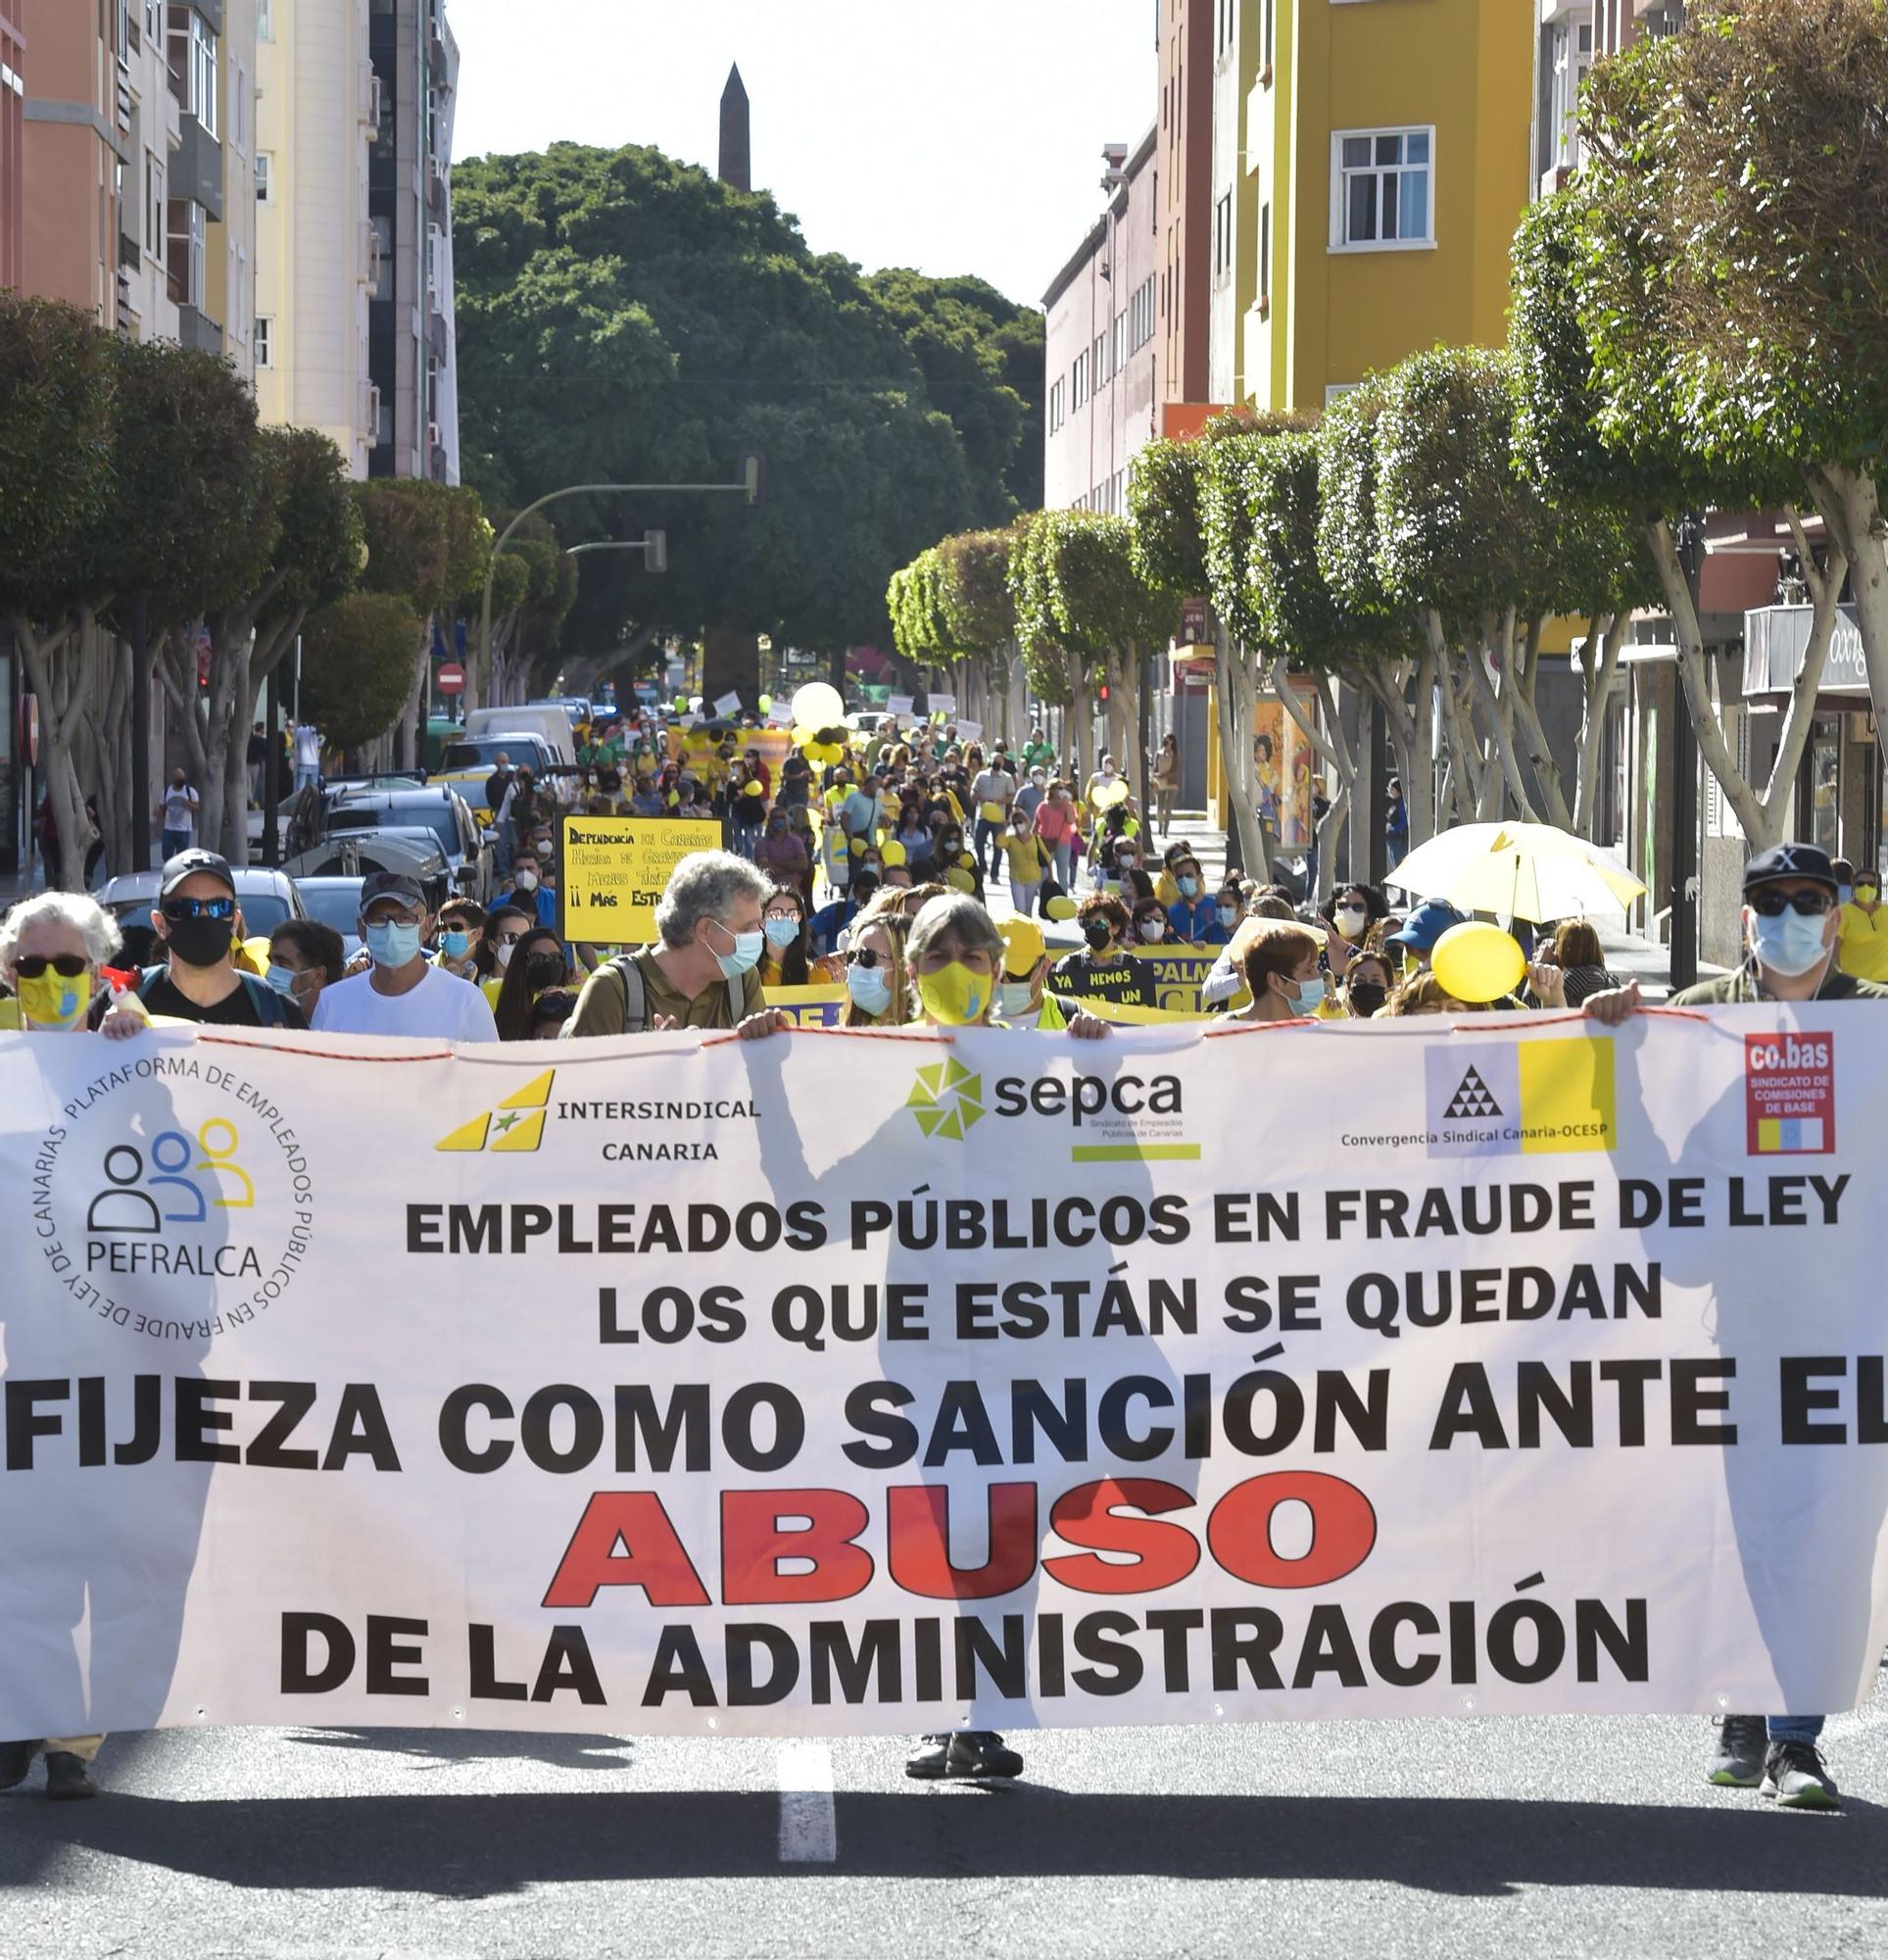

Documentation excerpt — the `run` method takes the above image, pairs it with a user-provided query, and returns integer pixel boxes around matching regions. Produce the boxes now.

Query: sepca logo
[904,1058,985,1141]
[992,1071,1184,1126]
[437,1069,557,1153]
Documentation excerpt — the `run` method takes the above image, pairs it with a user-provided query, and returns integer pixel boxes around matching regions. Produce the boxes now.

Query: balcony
[177,303,224,355]
[175,115,223,222]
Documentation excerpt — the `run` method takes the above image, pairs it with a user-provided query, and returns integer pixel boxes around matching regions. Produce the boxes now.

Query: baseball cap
[159,848,236,898]
[361,870,428,912]
[1387,897,1468,953]
[1743,841,1837,897]
[999,915,1045,979]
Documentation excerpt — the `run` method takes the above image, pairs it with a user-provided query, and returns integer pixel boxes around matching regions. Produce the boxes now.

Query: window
[1093,331,1108,390]
[1072,350,1089,411]
[166,6,218,137]
[1048,376,1065,434]
[1129,274,1155,351]
[1550,21,1594,171]
[256,316,272,368]
[1331,127,1432,251]
[257,0,273,39]
[1112,469,1125,514]
[1213,191,1234,284]
[166,197,205,310]
[145,152,166,266]
[1112,309,1127,371]
[144,0,161,41]
[1259,201,1271,310]
[256,151,271,202]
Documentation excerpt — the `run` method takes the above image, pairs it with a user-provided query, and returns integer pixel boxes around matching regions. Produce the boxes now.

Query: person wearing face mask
[1383,898,1468,975]
[999,808,1052,916]
[1104,836,1155,907]
[933,820,983,899]
[1200,882,1242,948]
[477,906,533,1006]
[493,925,572,1042]
[759,886,812,990]
[1131,899,1170,947]
[1164,856,1216,943]
[494,849,559,933]
[310,872,499,1040]
[1238,918,1335,1023]
[565,851,772,1037]
[1587,842,1888,1026]
[1342,951,1393,1019]
[754,808,812,903]
[138,851,304,1028]
[433,900,487,982]
[155,768,200,859]
[1327,883,1384,947]
[265,919,347,1023]
[839,912,911,1027]
[1835,862,1888,984]
[1048,892,1156,1007]
[995,915,1074,1030]
[1033,781,1077,888]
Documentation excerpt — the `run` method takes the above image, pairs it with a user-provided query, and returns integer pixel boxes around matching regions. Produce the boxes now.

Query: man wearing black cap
[310,871,499,1040]
[140,850,305,1028]
[1586,838,1872,1811]
[1586,841,1888,1018]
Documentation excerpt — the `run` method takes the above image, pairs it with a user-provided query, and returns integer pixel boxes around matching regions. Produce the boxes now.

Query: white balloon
[791,682,845,730]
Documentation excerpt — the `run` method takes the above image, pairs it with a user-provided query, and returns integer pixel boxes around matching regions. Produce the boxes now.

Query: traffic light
[1097,681,1111,704]
[644,529,668,574]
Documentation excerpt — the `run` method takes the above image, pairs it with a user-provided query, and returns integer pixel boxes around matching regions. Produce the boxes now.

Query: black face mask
[1348,981,1388,1017]
[165,915,234,969]
[1083,919,1113,951]
[525,951,565,992]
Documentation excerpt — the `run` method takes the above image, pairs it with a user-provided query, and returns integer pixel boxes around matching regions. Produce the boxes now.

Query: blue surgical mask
[763,917,800,950]
[711,922,765,979]
[847,962,894,1016]
[1178,876,1199,899]
[1217,903,1239,928]
[1751,909,1830,978]
[265,963,299,997]
[365,920,424,969]
[997,980,1036,1021]
[1287,975,1328,1015]
[440,929,471,959]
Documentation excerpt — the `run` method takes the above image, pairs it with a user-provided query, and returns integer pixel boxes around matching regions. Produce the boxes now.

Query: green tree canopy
[299,594,427,748]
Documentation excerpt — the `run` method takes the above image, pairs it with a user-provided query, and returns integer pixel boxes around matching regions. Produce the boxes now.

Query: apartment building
[1158,0,1213,415]
[1041,130,1162,515]
[254,0,376,474]
[1,0,22,292]
[1243,0,1532,412]
[1206,0,1262,409]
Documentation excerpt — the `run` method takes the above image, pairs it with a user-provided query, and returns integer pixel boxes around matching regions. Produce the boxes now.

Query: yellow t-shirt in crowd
[1837,901,1888,983]
[1001,832,1049,882]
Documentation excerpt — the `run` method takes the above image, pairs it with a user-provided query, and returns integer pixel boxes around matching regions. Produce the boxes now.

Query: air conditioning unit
[427,420,443,452]
[364,382,382,439]
[359,64,378,126]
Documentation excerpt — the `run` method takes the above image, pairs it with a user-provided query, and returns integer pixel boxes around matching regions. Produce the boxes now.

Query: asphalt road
[4,1674,1884,1959]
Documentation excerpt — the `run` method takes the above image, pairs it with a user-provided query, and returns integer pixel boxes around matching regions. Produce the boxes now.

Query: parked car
[282,832,454,918]
[290,876,369,960]
[320,785,495,902]
[433,732,564,824]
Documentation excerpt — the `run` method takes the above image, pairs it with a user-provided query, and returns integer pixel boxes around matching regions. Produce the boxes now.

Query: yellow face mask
[17,967,93,1030]
[917,960,989,1026]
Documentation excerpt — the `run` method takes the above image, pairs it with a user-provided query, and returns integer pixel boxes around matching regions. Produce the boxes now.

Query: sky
[446,0,1157,307]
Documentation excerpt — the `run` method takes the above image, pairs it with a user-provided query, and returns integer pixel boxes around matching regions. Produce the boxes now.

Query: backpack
[138,964,294,1029]
[584,952,742,1034]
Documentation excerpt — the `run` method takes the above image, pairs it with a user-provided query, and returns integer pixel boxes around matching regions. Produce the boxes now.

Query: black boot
[905,1730,1024,1781]
[0,1741,33,1791]
[43,1753,97,1801]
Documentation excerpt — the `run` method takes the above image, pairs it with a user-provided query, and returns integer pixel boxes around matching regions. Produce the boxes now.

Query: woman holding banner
[839,910,912,1028]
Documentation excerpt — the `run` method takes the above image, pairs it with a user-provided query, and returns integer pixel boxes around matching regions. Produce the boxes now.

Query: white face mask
[512,869,539,893]
[1336,903,1369,938]
[997,980,1035,1020]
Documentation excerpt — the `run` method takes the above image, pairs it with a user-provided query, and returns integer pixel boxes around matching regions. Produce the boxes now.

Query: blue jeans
[1767,1716,1824,1743]
[974,816,1004,882]
[160,829,190,860]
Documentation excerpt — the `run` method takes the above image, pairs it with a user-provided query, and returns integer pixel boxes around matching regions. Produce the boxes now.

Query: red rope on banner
[700,1024,954,1049]
[1200,1016,1318,1039]
[197,1035,453,1061]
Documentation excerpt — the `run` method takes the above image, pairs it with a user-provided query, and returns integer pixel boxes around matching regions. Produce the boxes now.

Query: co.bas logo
[31,1054,317,1342]
[906,1057,1196,1161]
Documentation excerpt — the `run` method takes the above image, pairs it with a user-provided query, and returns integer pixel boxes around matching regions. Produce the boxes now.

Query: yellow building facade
[1241,0,1534,411]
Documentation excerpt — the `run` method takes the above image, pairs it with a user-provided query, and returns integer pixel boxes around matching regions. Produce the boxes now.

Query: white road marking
[776,1741,837,1863]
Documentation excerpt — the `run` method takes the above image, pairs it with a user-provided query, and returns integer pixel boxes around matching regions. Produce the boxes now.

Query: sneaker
[905,1730,1024,1782]
[1761,1740,1839,1811]
[0,1741,34,1791]
[1705,1714,1767,1787]
[43,1752,97,1802]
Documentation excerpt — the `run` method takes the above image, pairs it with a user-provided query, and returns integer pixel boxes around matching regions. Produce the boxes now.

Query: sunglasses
[15,954,87,979]
[846,947,891,969]
[1750,888,1834,917]
[495,929,527,946]
[164,897,235,921]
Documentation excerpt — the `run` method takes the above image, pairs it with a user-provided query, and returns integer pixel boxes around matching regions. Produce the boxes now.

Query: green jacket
[1670,963,1888,1005]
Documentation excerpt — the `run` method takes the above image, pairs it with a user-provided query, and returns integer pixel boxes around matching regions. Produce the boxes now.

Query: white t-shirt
[311,962,500,1041]
[161,784,198,836]
[293,724,322,768]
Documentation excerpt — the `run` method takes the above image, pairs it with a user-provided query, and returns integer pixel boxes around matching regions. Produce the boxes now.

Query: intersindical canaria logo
[436,1069,557,1153]
[904,1057,985,1141]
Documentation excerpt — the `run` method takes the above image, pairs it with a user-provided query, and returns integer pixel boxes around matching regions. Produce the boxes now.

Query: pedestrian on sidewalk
[246,723,267,809]
[292,720,323,795]
[156,769,200,860]
[1152,732,1180,840]
[1384,776,1409,869]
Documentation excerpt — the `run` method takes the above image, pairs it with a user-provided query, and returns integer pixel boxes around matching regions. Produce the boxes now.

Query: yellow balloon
[1429,922,1525,1004]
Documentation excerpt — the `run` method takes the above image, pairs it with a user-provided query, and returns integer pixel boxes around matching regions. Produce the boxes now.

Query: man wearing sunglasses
[140,850,304,1028]
[309,871,499,1041]
[1586,841,1888,1022]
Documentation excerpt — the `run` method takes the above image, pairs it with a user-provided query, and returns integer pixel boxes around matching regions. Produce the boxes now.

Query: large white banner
[3,1008,1886,1740]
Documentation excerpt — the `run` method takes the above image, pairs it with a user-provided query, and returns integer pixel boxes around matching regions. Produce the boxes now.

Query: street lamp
[476,460,760,702]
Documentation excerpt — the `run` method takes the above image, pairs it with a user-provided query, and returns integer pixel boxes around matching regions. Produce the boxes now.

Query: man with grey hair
[565,849,771,1037]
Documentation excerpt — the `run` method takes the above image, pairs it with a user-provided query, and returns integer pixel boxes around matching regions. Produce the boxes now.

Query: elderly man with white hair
[564,850,773,1037]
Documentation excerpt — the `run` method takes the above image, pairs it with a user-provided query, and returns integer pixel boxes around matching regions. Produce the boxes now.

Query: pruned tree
[0,296,118,887]
[297,594,427,750]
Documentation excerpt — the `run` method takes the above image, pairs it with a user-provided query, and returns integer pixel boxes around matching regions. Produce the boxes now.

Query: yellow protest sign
[1069,996,1208,1026]
[765,984,848,1028]
[557,814,723,945]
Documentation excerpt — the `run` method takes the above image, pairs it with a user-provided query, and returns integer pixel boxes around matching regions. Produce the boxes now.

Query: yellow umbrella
[1385,822,1646,924]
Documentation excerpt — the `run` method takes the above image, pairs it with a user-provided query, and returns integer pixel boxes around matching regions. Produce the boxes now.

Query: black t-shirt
[140,971,307,1029]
